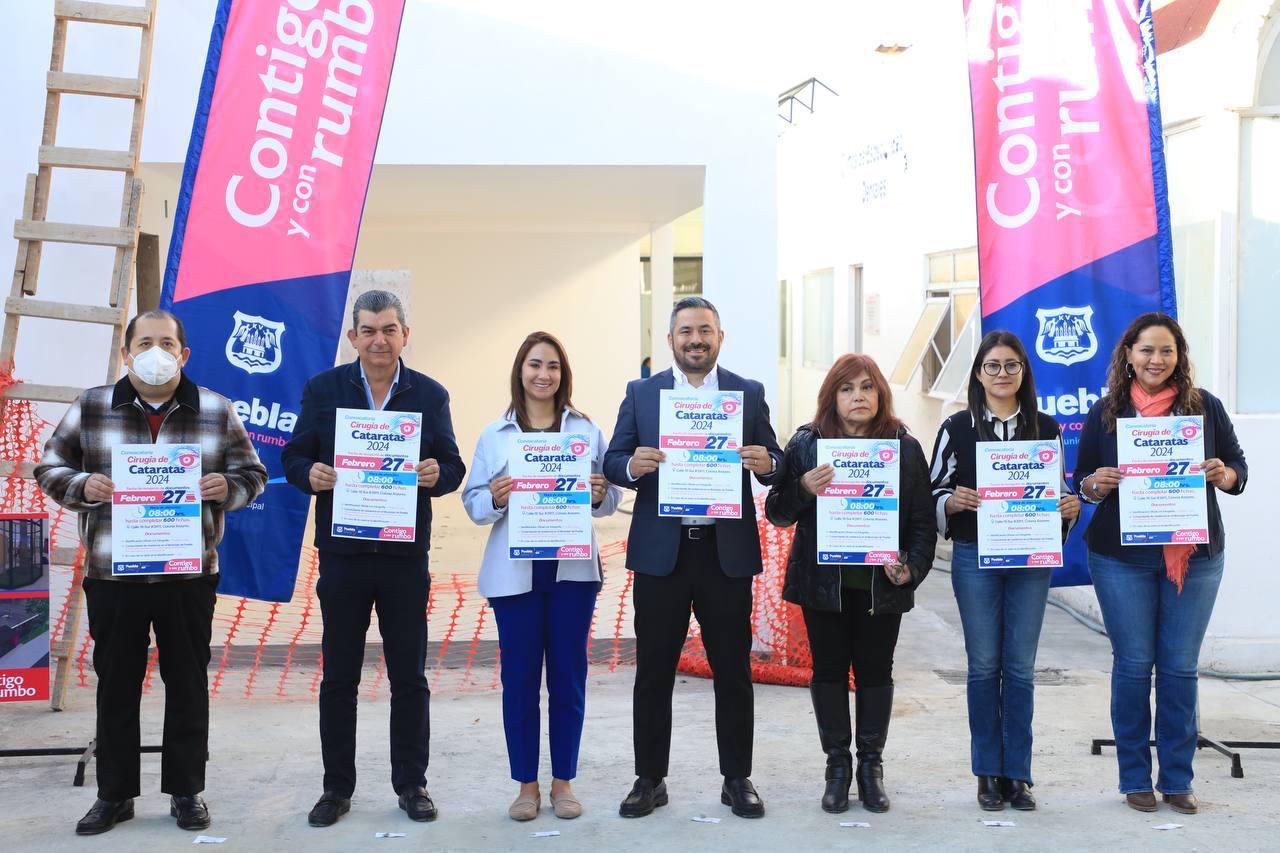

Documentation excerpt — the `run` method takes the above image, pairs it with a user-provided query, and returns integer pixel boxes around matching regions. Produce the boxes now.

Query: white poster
[976,440,1064,568]
[657,390,745,518]
[1117,416,1209,545]
[332,408,423,542]
[507,432,594,560]
[111,444,203,575]
[815,438,901,565]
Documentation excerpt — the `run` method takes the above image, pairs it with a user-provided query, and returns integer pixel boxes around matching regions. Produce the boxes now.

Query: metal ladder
[1,0,157,710]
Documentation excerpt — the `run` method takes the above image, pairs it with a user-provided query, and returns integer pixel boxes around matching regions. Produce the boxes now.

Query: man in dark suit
[282,291,465,827]
[605,296,783,819]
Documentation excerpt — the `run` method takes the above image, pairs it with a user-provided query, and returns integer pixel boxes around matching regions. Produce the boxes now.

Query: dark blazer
[281,359,466,556]
[766,424,935,613]
[603,367,783,577]
[1074,388,1246,559]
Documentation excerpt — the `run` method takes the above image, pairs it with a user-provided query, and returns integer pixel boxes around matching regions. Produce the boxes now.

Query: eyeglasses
[981,361,1023,376]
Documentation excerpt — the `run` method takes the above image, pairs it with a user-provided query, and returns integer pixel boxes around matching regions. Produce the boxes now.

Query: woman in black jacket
[765,353,935,815]
[929,331,1079,812]
[1075,313,1246,815]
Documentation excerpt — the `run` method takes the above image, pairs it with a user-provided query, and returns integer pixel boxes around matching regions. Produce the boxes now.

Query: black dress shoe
[398,786,438,822]
[307,792,351,827]
[977,776,1005,811]
[1001,779,1036,811]
[170,795,212,830]
[75,798,135,835]
[721,777,765,819]
[619,777,667,818]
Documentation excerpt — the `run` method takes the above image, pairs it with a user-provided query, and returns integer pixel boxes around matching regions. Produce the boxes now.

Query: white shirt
[673,364,720,392]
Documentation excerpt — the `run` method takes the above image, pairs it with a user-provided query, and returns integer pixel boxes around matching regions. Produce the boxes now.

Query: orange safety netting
[1,364,814,704]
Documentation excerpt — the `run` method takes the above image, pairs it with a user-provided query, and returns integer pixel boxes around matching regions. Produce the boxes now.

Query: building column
[649,222,675,371]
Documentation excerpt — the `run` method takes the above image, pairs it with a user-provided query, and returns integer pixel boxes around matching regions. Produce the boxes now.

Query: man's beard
[672,344,717,376]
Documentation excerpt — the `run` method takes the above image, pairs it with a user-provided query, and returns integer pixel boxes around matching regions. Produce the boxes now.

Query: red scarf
[1130,381,1193,592]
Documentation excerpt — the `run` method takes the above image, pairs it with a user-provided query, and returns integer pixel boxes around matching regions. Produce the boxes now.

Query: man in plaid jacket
[35,310,267,836]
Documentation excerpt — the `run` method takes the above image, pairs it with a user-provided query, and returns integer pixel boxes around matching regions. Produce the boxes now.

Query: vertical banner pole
[161,0,408,600]
[962,0,1176,585]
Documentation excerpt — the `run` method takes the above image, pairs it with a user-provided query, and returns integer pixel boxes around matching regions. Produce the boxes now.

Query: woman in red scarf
[1074,313,1247,816]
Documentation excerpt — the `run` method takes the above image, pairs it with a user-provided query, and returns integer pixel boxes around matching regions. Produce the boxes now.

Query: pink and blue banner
[162,0,406,600]
[964,0,1176,585]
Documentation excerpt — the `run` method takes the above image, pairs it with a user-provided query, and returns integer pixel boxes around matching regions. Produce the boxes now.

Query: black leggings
[802,587,902,688]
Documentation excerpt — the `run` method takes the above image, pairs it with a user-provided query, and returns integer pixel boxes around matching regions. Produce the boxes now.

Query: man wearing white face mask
[35,310,267,836]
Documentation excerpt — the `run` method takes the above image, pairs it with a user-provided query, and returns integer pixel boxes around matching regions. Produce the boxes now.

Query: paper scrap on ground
[691,815,722,824]
[193,838,227,845]
[840,821,871,828]
[376,832,407,838]
[1153,823,1184,830]
[531,830,561,837]
[983,820,1016,827]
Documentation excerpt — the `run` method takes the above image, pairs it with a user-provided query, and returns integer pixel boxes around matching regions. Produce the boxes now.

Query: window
[918,248,979,390]
[802,268,834,368]
[927,247,978,285]
[779,280,788,358]
[1237,114,1280,412]
[889,298,949,386]
[928,307,978,401]
[1164,124,1216,393]
[920,288,978,389]
[849,265,864,354]
[640,257,704,297]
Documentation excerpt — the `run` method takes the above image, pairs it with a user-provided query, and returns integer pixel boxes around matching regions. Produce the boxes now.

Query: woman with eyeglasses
[1075,313,1246,815]
[765,354,935,814]
[928,331,1079,812]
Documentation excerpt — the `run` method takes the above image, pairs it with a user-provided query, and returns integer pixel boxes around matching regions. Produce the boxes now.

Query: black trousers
[83,574,219,801]
[632,527,754,779]
[802,587,902,689]
[316,551,430,798]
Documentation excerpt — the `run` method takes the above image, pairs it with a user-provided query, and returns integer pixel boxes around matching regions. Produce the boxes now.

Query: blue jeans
[1088,548,1224,795]
[490,561,599,782]
[950,541,1052,784]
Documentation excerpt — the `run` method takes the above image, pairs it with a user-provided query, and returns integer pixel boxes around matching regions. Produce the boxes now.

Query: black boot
[977,775,1005,810]
[810,682,853,813]
[854,684,893,813]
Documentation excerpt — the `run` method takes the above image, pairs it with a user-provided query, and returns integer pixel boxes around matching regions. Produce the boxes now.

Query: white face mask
[129,347,181,386]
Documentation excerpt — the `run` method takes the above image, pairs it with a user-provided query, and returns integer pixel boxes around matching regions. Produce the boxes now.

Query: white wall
[141,0,775,394]
[776,8,977,451]
[1035,3,1280,675]
[3,0,776,405]
[349,227,640,458]
[775,2,1280,673]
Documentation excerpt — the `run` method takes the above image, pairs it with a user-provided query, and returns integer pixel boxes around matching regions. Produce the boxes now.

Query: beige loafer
[508,793,541,821]
[551,791,583,819]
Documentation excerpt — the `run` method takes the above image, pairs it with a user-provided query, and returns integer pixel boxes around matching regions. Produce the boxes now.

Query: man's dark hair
[124,309,187,349]
[352,289,407,329]
[668,296,720,334]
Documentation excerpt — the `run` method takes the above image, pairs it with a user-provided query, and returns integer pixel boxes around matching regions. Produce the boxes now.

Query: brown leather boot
[1162,793,1198,814]
[1125,792,1157,812]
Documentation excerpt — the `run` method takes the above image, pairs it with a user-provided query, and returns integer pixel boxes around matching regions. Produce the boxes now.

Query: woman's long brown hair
[812,354,904,439]
[507,332,584,430]
[1101,312,1200,432]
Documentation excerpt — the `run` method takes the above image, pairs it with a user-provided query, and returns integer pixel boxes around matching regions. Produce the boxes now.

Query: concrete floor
[2,554,1279,852]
